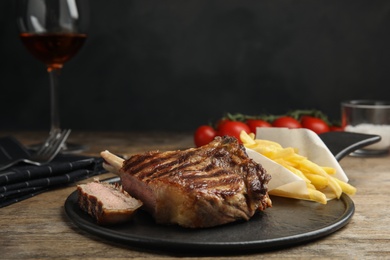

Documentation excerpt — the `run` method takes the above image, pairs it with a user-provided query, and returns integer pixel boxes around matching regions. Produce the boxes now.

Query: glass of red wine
[17,0,89,153]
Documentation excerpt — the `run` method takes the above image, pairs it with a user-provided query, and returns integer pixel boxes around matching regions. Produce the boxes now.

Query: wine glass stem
[48,68,61,135]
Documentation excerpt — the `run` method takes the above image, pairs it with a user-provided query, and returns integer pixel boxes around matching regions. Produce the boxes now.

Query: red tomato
[300,116,330,134]
[272,116,302,128]
[330,125,343,132]
[215,119,230,131]
[218,121,251,141]
[194,125,217,147]
[246,119,271,133]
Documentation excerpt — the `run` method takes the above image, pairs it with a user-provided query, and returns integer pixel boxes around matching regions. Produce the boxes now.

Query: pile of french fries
[240,131,356,204]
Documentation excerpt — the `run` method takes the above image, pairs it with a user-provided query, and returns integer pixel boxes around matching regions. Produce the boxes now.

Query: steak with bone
[101,136,272,228]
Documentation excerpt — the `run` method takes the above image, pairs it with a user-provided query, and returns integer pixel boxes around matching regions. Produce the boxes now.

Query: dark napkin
[0,137,106,208]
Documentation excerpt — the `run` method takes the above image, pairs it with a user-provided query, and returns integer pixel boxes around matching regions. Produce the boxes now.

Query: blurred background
[1,0,390,132]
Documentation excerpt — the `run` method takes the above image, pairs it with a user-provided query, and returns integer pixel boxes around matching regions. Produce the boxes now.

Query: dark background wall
[1,0,390,132]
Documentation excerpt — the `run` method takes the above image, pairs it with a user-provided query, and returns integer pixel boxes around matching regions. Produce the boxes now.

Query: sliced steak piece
[117,136,272,228]
[77,180,143,225]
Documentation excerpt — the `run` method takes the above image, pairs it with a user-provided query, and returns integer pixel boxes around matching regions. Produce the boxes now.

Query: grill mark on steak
[126,152,195,179]
[126,153,205,181]
[174,169,243,195]
[119,136,272,228]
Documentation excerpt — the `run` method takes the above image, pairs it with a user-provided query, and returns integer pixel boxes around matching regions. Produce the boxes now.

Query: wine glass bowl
[19,33,87,71]
[17,0,89,153]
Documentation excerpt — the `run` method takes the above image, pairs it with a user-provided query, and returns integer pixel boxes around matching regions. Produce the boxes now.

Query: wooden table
[1,131,390,259]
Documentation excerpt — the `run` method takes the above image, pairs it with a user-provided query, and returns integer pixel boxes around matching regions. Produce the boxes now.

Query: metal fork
[0,129,71,171]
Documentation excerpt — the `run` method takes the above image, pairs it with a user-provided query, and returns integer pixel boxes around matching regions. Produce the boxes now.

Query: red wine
[20,33,87,70]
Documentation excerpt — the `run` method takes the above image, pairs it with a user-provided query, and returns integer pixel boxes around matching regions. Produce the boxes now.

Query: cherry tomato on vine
[194,125,217,147]
[246,119,271,133]
[218,121,251,141]
[272,116,302,128]
[300,116,330,134]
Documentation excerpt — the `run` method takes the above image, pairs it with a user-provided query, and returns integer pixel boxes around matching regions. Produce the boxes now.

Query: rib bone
[100,150,124,175]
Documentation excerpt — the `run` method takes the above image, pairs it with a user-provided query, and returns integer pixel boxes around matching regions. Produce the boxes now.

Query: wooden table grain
[1,131,390,259]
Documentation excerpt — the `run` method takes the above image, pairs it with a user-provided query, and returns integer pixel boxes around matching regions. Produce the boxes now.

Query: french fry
[274,159,311,184]
[248,140,283,158]
[304,173,329,190]
[298,159,343,199]
[269,188,327,204]
[240,131,356,204]
[240,131,256,145]
[322,166,336,175]
[308,188,327,204]
[333,177,357,196]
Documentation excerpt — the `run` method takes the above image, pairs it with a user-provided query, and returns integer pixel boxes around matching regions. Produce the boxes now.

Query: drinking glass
[17,0,89,152]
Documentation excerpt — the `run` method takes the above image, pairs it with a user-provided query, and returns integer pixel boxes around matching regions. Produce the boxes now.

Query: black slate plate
[65,131,379,255]
[64,192,354,255]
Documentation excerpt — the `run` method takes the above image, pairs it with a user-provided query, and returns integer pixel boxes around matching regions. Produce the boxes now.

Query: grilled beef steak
[108,136,272,228]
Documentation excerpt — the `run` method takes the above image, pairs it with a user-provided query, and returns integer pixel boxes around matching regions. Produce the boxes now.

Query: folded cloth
[0,154,107,208]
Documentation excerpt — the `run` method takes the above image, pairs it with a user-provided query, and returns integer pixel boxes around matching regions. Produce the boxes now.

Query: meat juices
[118,136,272,228]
